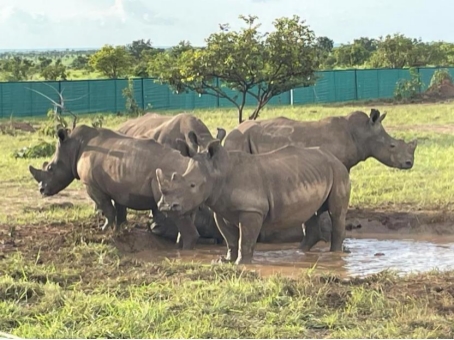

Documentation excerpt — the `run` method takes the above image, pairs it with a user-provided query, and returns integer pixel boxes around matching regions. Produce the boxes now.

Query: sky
[0,0,452,50]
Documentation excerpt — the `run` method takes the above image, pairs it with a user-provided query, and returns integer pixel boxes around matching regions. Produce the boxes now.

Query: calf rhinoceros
[155,131,352,264]
[28,125,201,250]
[116,112,226,243]
[223,109,418,247]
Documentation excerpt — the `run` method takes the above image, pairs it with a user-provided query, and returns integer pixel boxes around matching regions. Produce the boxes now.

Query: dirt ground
[2,207,454,266]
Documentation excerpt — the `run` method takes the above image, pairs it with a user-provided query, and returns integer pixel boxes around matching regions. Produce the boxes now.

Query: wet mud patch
[2,209,454,281]
[346,208,454,236]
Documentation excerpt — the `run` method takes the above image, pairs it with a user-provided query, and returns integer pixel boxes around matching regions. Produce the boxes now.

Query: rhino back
[117,113,172,137]
[248,116,358,168]
[77,130,188,210]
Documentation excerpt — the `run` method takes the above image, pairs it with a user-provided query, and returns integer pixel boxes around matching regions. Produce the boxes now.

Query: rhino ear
[42,161,49,170]
[216,128,227,143]
[176,138,194,158]
[377,111,387,124]
[369,108,381,124]
[207,140,222,159]
[57,128,69,142]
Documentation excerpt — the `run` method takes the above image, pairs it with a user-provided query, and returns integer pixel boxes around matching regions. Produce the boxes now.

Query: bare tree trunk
[238,108,243,124]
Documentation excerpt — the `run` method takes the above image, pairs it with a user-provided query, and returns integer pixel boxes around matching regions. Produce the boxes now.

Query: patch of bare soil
[0,217,175,263]
[0,121,36,133]
[346,208,454,236]
[0,185,91,220]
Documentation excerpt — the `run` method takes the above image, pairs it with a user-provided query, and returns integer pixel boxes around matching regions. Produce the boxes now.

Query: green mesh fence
[0,67,453,118]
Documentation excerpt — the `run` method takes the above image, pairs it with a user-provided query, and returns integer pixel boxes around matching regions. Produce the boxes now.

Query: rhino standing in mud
[223,108,418,247]
[155,131,352,264]
[28,125,204,250]
[116,112,226,243]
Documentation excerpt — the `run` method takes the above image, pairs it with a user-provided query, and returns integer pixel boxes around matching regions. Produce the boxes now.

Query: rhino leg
[318,211,332,243]
[86,186,117,232]
[327,188,349,253]
[167,212,200,250]
[115,202,128,227]
[236,212,263,265]
[214,213,238,263]
[299,214,322,251]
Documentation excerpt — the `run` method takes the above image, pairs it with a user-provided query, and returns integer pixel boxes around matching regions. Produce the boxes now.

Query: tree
[40,59,68,80]
[71,55,89,70]
[89,45,132,78]
[149,15,318,123]
[334,43,370,67]
[1,57,35,81]
[353,37,378,53]
[368,33,415,68]
[126,39,154,60]
[315,36,334,68]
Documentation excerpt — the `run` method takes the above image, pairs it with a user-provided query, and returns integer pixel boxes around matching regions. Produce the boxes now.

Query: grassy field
[1,102,454,338]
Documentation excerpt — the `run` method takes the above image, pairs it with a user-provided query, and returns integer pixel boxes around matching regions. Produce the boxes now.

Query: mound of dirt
[424,79,454,100]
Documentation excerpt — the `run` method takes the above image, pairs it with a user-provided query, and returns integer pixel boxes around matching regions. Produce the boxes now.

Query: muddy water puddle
[125,233,454,278]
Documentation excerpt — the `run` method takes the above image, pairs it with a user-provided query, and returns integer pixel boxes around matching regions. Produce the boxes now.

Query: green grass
[1,242,453,338]
[1,102,454,338]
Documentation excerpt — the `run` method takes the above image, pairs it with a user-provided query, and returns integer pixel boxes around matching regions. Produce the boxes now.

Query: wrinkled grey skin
[117,112,227,154]
[223,109,418,245]
[117,112,226,243]
[28,125,201,250]
[155,131,351,264]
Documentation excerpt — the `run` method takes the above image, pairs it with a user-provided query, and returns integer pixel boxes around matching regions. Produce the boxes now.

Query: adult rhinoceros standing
[116,112,227,243]
[28,125,201,250]
[154,132,352,264]
[223,108,418,248]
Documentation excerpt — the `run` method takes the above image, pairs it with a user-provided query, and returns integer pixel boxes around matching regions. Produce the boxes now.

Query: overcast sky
[0,0,452,50]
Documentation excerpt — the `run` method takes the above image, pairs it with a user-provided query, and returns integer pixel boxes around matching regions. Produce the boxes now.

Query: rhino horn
[29,165,44,183]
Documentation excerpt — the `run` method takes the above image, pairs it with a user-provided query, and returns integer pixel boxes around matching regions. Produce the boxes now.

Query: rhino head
[29,128,80,196]
[156,131,227,216]
[353,109,418,169]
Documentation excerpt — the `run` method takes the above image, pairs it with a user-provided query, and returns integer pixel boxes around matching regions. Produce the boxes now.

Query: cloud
[0,0,453,49]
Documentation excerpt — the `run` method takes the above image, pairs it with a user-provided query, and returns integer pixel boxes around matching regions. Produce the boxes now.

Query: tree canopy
[89,45,133,79]
[149,15,318,123]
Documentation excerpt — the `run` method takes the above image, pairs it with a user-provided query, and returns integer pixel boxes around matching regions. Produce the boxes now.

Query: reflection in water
[127,234,454,278]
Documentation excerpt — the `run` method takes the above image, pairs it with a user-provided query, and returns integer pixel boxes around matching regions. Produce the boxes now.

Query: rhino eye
[190,183,196,188]
[390,143,396,148]
[48,165,53,171]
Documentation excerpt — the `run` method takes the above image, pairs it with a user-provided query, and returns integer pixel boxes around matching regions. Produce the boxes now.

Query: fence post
[417,67,422,93]
[87,80,91,113]
[141,78,145,110]
[57,81,62,115]
[114,79,117,113]
[354,69,358,101]
[216,77,220,108]
[290,89,294,106]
